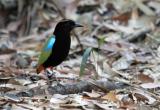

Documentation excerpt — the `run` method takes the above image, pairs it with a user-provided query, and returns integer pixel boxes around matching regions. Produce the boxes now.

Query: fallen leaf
[140,82,160,89]
[137,73,154,83]
[83,91,101,98]
[102,91,118,102]
[133,90,156,104]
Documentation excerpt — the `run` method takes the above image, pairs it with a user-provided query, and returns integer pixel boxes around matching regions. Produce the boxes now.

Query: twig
[124,28,152,42]
[46,80,127,95]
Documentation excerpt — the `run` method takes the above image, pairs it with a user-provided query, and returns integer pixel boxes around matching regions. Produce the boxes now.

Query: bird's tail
[36,65,44,74]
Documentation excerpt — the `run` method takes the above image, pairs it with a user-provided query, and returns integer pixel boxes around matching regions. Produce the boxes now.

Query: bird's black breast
[43,35,71,67]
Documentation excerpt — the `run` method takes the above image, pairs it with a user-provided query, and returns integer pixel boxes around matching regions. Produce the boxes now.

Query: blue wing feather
[44,35,56,51]
[38,35,56,66]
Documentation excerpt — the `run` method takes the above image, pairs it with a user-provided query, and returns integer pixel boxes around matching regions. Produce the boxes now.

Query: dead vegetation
[0,0,160,109]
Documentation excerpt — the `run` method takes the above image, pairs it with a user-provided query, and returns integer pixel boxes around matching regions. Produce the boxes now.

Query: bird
[36,19,83,73]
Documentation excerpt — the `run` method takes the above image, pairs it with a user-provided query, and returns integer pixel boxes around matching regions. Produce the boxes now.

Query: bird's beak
[74,23,83,27]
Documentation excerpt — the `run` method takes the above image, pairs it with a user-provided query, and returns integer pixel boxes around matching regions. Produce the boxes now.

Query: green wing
[37,35,56,66]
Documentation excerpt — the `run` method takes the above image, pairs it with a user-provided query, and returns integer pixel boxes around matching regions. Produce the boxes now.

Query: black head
[54,19,83,35]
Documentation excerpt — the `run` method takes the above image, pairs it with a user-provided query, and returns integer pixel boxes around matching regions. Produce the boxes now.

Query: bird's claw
[46,69,61,85]
[46,68,54,79]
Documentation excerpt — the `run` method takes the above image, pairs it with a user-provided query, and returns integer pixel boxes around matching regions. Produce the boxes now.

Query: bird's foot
[46,68,61,85]
[46,68,54,79]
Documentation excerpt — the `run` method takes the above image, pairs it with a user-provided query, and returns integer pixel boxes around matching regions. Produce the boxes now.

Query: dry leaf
[102,91,118,102]
[83,91,101,98]
[140,82,160,89]
[137,73,154,83]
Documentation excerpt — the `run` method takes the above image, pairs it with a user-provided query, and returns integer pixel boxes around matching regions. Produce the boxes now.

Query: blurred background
[0,0,160,109]
[0,0,159,69]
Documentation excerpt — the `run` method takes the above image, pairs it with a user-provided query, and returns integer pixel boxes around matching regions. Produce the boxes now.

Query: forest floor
[0,0,160,110]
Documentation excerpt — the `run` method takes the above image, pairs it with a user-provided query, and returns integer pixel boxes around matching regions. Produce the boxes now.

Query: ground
[0,0,160,110]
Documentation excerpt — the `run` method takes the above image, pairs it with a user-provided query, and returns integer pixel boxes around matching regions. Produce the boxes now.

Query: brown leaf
[133,90,156,104]
[102,91,118,102]
[112,12,131,24]
[137,73,154,83]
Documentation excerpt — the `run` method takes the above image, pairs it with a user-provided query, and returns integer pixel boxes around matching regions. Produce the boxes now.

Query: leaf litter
[0,0,160,109]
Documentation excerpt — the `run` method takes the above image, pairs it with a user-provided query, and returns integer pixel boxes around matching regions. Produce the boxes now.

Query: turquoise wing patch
[38,35,56,66]
[44,36,56,51]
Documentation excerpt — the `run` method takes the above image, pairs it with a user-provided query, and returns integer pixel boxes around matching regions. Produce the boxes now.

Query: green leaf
[79,47,93,77]
[98,36,106,48]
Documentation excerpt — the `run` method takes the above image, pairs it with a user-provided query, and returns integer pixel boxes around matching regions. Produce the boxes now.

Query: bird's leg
[46,67,60,84]
[46,67,54,79]
[47,67,65,87]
